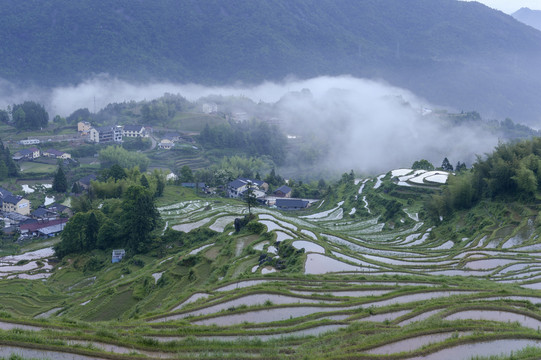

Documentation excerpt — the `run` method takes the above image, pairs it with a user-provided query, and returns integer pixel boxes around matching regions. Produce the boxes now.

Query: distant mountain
[1,0,541,124]
[512,7,541,31]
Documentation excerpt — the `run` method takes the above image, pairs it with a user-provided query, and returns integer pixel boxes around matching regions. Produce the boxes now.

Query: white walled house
[89,126,123,143]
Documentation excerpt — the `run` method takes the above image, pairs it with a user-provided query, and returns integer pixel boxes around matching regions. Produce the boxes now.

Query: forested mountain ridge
[2,0,541,123]
[513,7,541,31]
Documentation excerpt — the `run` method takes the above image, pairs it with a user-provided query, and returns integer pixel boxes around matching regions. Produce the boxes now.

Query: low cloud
[0,75,499,175]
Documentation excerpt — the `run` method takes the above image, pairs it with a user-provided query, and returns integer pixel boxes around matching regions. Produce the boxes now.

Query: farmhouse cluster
[227,178,311,210]
[0,186,71,241]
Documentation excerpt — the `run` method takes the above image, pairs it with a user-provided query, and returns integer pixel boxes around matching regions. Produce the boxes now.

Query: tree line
[425,138,541,220]
[54,166,164,258]
[199,119,288,165]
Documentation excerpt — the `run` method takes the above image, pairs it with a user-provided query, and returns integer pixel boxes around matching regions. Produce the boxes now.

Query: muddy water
[292,240,325,254]
[397,309,443,325]
[465,258,518,270]
[0,321,42,331]
[406,339,541,360]
[362,310,410,322]
[290,289,392,297]
[445,310,541,329]
[363,291,476,308]
[366,332,470,355]
[0,346,110,360]
[156,293,328,322]
[305,253,366,274]
[192,305,351,326]
[68,340,173,358]
[172,293,210,311]
[214,279,274,292]
[148,324,347,343]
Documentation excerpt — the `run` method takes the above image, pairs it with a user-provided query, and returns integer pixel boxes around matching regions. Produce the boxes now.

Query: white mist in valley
[1,75,499,175]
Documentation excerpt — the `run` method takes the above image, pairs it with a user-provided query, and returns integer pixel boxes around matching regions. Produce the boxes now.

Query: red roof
[20,218,68,232]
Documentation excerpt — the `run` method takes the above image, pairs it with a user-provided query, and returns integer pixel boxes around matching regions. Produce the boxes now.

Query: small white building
[19,139,40,145]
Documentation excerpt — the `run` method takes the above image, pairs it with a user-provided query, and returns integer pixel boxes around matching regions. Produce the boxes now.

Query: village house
[19,218,68,238]
[31,206,58,221]
[12,147,40,161]
[158,138,174,150]
[1,194,31,215]
[112,249,126,263]
[89,126,123,143]
[202,102,218,114]
[47,203,73,217]
[275,198,310,210]
[77,121,92,135]
[162,132,181,142]
[122,124,149,138]
[227,178,269,198]
[1,212,30,228]
[274,185,292,198]
[19,139,40,146]
[42,149,71,160]
[76,174,97,190]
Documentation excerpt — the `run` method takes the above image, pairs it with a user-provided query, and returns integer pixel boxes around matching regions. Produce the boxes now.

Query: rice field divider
[145,288,351,323]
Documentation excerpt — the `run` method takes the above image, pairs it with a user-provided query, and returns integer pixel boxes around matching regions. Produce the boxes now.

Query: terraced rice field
[3,171,541,359]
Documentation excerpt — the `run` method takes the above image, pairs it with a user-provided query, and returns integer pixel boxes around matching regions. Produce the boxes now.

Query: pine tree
[441,157,454,171]
[140,174,150,188]
[53,167,68,192]
[0,160,7,180]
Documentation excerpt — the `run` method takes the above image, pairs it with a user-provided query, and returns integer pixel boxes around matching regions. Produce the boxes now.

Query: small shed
[112,249,126,263]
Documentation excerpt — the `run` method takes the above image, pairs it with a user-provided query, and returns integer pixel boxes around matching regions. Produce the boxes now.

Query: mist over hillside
[1,0,541,125]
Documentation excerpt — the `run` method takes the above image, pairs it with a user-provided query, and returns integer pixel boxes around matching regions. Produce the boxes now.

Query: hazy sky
[462,0,541,14]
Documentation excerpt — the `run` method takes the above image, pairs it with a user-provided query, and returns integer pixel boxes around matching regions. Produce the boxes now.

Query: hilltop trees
[426,138,541,220]
[441,157,453,172]
[121,185,160,253]
[56,185,160,257]
[12,101,49,130]
[199,120,287,165]
[412,159,434,171]
[55,166,165,258]
[98,145,150,171]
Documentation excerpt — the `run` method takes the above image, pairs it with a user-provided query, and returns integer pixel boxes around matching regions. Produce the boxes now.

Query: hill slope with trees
[1,0,541,123]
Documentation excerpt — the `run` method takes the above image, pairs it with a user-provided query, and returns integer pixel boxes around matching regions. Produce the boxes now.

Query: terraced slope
[1,169,541,359]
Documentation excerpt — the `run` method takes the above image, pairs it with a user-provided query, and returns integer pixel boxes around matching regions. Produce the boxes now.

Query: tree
[243,182,258,215]
[441,157,453,171]
[455,161,467,172]
[98,146,149,171]
[121,185,160,253]
[178,165,194,183]
[12,101,49,130]
[97,219,121,250]
[0,161,7,180]
[412,159,434,171]
[0,110,9,124]
[140,174,150,188]
[513,166,537,196]
[85,212,100,250]
[71,182,82,194]
[153,170,165,197]
[54,213,88,258]
[52,167,68,193]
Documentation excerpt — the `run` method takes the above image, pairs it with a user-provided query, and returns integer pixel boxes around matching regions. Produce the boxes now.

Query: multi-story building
[89,126,123,143]
[1,194,30,215]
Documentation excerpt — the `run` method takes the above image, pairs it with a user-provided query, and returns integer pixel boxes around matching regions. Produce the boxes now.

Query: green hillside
[1,0,541,123]
[3,139,541,358]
